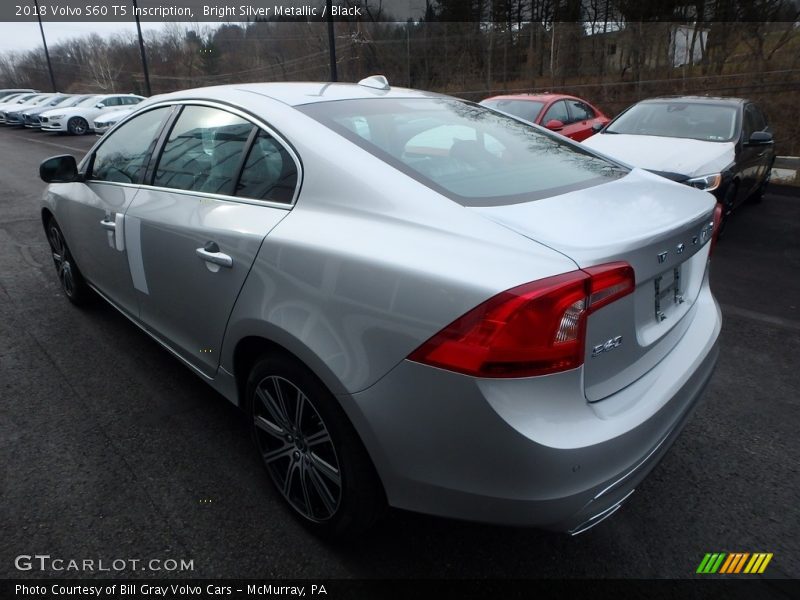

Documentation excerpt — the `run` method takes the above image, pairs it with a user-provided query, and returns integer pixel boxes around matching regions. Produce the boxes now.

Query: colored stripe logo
[697,552,773,574]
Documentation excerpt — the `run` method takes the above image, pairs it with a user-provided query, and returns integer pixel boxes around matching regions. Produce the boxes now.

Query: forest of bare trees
[1,0,799,152]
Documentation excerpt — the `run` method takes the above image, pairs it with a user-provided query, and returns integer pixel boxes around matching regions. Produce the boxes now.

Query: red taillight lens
[408,263,635,378]
[710,202,723,257]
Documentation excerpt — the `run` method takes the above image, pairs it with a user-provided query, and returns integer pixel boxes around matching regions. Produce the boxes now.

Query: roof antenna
[358,75,390,91]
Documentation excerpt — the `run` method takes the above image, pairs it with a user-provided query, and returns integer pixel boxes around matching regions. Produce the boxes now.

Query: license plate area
[653,265,684,322]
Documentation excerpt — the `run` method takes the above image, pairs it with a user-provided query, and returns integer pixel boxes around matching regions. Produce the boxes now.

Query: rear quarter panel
[217,104,579,396]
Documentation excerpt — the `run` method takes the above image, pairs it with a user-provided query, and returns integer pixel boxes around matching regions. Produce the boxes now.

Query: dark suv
[584,96,775,221]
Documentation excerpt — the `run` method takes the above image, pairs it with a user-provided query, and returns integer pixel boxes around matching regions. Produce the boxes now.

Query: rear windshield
[606,102,738,142]
[480,98,545,123]
[299,98,626,207]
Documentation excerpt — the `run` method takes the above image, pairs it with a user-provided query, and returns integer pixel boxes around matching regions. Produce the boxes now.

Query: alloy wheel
[253,375,342,522]
[69,118,87,135]
[47,224,76,298]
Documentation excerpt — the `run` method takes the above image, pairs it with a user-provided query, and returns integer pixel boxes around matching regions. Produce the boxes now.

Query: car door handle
[196,242,232,268]
[100,215,125,251]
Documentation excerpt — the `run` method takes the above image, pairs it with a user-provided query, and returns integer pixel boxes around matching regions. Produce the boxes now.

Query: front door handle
[100,214,125,251]
[196,242,233,268]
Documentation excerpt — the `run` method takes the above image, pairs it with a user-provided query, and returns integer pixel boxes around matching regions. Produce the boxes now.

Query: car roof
[638,95,749,106]
[483,93,580,102]
[146,81,446,108]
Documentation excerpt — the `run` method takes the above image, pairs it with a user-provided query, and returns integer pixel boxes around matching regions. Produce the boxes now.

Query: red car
[480,93,610,142]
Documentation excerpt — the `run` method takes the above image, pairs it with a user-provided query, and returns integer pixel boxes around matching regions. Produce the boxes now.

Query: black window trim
[81,99,303,210]
[83,104,175,187]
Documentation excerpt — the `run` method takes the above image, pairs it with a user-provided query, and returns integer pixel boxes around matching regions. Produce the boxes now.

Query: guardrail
[773,156,799,186]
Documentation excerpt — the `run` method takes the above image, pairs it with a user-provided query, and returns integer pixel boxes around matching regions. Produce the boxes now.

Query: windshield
[43,95,68,107]
[53,95,81,108]
[300,98,625,207]
[77,95,101,107]
[607,101,738,142]
[480,98,546,123]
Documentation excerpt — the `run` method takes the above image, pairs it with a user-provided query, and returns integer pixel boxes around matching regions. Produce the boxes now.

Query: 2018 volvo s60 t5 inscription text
[39,76,722,538]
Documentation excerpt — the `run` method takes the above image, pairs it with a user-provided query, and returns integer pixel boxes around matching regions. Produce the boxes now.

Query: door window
[154,105,255,195]
[567,100,595,122]
[236,130,298,203]
[542,100,569,124]
[746,105,766,132]
[89,106,171,184]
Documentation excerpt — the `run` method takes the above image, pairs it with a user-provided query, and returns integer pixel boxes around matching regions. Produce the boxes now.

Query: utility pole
[34,0,57,91]
[326,0,337,81]
[406,24,411,87]
[131,0,152,95]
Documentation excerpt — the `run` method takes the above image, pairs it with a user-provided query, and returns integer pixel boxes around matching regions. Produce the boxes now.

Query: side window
[154,105,254,195]
[570,101,595,122]
[104,98,121,108]
[236,130,299,203]
[748,105,766,132]
[542,100,569,125]
[90,106,170,184]
[742,107,756,140]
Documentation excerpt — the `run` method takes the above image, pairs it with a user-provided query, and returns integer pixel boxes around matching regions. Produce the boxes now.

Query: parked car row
[0,90,145,135]
[481,91,775,225]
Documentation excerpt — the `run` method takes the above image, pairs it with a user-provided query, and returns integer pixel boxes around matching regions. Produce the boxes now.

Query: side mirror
[40,155,80,183]
[748,131,773,145]
[95,102,105,108]
[592,122,605,133]
[545,119,564,131]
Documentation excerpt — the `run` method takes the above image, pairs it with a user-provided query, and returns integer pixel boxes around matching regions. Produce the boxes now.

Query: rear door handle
[196,242,232,268]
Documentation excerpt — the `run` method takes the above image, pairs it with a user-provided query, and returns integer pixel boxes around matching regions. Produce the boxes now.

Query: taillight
[408,262,634,378]
[710,202,723,256]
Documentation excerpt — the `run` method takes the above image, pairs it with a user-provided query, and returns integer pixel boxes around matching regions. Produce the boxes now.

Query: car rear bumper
[343,276,721,531]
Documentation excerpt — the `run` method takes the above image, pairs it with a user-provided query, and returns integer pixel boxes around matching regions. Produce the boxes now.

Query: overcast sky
[0,22,224,55]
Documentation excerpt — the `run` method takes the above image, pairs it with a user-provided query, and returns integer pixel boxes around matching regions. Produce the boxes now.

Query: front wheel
[67,117,89,135]
[45,218,91,305]
[749,167,772,204]
[717,182,738,237]
[246,354,385,539]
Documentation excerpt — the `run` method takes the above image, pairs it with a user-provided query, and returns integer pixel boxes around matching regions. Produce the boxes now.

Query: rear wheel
[246,353,385,539]
[67,117,89,135]
[45,218,91,305]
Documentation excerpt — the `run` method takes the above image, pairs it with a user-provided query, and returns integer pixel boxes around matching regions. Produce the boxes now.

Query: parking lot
[0,125,798,579]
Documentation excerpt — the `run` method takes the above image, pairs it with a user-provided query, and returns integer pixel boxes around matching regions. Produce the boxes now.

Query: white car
[3,93,65,126]
[40,93,146,135]
[0,93,44,121]
[0,93,55,124]
[93,107,136,136]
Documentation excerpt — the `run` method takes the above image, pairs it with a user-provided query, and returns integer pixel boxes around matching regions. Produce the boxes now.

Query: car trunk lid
[470,168,717,401]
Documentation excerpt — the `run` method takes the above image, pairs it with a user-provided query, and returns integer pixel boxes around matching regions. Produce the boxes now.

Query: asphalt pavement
[0,126,798,580]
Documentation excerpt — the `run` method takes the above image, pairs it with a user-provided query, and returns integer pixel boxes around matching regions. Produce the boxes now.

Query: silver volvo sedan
[39,77,722,538]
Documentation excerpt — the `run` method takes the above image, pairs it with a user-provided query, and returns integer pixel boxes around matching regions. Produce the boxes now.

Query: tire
[67,116,89,135]
[749,167,772,204]
[246,353,385,539]
[45,218,92,306]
